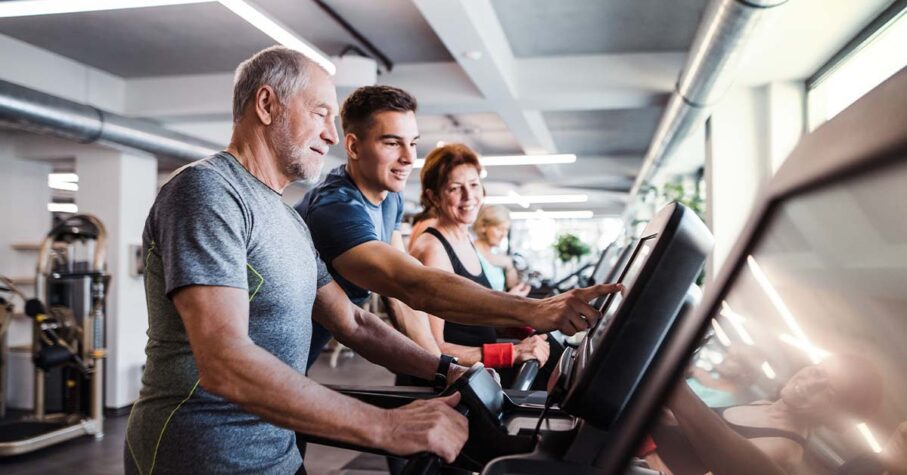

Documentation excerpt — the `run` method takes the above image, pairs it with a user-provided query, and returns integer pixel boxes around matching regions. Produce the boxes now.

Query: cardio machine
[0,214,110,456]
[297,201,713,474]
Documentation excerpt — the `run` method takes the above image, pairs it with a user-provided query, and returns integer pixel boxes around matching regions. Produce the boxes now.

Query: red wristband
[636,435,657,457]
[482,343,514,369]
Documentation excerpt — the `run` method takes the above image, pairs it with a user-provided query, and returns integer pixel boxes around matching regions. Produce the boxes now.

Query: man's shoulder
[301,173,370,217]
[160,154,237,196]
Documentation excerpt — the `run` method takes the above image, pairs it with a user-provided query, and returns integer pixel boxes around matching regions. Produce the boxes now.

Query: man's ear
[254,85,279,125]
[344,132,359,160]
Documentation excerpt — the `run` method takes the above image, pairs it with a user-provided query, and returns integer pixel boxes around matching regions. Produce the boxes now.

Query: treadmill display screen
[559,202,712,431]
[589,234,656,352]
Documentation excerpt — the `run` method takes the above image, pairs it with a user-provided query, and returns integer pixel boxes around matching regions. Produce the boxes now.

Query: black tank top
[423,228,497,347]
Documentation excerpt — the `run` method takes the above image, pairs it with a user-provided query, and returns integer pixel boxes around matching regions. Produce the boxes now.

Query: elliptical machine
[0,214,110,456]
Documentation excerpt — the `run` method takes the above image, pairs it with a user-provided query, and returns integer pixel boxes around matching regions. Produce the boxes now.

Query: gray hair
[232,46,315,122]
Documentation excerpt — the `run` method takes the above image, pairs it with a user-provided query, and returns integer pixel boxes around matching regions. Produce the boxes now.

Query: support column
[76,150,156,409]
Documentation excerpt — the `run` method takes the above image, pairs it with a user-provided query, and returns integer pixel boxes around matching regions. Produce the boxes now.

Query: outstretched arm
[666,383,792,475]
[384,231,441,354]
[174,284,467,462]
[333,239,620,335]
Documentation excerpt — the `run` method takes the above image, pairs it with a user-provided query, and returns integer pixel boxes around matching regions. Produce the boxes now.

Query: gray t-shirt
[126,152,332,474]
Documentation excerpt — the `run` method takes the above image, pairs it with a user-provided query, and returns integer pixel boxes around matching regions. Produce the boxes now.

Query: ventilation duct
[0,78,218,163]
[626,0,788,205]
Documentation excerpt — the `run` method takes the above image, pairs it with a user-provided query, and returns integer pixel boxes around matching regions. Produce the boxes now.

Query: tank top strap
[424,227,492,288]
[713,405,809,447]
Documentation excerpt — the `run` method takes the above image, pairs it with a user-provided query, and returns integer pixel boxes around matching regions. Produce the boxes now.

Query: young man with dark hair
[297,85,620,367]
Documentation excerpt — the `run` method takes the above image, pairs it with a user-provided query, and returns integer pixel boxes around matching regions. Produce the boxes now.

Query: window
[808,7,907,129]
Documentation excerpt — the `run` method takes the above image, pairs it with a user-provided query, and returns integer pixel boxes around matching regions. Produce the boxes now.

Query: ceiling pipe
[312,0,394,72]
[625,0,788,210]
[0,79,218,163]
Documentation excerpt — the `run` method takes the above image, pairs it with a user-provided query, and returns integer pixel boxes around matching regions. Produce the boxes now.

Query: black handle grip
[25,298,45,318]
[400,403,469,475]
[511,359,540,391]
[401,452,441,475]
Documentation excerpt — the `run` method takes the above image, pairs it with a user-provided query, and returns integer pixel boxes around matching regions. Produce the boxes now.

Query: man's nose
[399,143,414,164]
[323,119,339,145]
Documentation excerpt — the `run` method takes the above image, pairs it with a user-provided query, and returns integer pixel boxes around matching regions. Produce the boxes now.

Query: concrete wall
[705,82,806,279]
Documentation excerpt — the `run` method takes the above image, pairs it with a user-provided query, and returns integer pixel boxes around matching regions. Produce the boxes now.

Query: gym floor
[0,351,395,475]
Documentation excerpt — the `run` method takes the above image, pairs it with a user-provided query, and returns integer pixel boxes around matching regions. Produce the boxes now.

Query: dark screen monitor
[589,239,638,310]
[560,202,712,429]
[589,241,618,285]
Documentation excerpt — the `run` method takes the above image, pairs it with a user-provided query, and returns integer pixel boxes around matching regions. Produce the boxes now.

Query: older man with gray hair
[125,46,467,474]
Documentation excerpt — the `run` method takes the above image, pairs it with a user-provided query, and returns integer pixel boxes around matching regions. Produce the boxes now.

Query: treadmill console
[557,202,713,429]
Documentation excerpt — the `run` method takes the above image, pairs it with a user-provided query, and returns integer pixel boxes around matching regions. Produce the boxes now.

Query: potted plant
[554,233,590,265]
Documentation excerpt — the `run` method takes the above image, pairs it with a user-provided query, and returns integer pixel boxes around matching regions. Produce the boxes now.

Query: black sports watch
[433,354,458,389]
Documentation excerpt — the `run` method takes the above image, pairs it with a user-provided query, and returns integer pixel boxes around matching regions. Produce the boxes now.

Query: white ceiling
[0,0,895,216]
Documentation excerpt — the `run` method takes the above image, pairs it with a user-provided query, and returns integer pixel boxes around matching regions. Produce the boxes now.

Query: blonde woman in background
[474,205,531,296]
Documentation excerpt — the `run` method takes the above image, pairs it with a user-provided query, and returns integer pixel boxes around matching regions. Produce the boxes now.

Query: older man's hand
[532,283,623,335]
[380,393,468,463]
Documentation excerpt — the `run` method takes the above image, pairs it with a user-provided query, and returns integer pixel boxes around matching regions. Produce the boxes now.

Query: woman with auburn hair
[409,144,550,373]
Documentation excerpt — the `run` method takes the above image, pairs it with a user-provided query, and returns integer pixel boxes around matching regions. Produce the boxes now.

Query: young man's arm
[384,230,441,354]
[332,240,621,335]
[173,284,467,462]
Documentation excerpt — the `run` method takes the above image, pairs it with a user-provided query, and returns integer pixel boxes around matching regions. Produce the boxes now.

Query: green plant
[554,233,590,263]
[660,178,705,221]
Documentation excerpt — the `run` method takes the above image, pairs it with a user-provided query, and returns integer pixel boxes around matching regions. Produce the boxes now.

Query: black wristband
[433,354,458,389]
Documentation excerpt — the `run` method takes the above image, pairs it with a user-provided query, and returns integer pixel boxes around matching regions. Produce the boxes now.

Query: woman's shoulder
[410,230,447,263]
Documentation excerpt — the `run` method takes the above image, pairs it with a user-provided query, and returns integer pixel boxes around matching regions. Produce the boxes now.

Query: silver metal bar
[625,0,789,211]
[0,78,218,163]
[0,421,96,457]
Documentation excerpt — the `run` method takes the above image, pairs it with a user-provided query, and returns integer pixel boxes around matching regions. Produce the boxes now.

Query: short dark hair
[340,85,417,137]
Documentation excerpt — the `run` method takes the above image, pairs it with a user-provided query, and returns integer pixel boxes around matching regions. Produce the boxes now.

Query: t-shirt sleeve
[151,167,249,296]
[306,197,380,265]
[394,193,404,231]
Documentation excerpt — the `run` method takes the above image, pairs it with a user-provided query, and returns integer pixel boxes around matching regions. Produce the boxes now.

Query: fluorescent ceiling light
[414,154,576,169]
[484,193,588,206]
[48,203,78,213]
[218,0,335,75]
[778,333,830,363]
[747,256,822,364]
[48,173,79,182]
[48,173,79,191]
[760,361,776,380]
[719,302,754,346]
[510,210,594,220]
[710,319,732,347]
[856,423,883,453]
[49,181,79,191]
[0,0,211,17]
[0,0,336,75]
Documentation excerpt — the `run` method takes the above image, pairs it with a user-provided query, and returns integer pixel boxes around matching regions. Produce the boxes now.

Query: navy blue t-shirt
[296,164,403,305]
